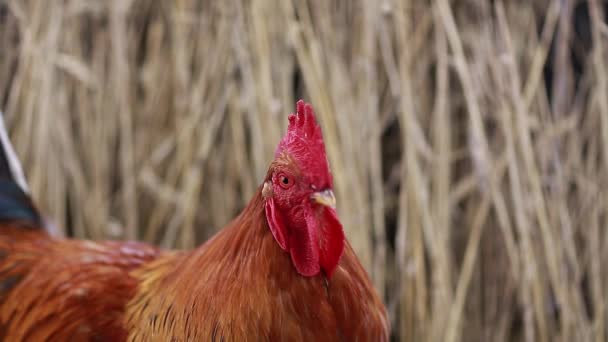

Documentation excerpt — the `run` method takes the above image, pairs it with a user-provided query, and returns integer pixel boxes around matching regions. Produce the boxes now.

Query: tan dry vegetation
[1,0,607,341]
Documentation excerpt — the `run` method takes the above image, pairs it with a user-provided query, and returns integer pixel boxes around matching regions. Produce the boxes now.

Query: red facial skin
[264,100,344,277]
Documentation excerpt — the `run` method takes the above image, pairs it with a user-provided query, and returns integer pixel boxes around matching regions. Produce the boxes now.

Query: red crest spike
[275,100,332,189]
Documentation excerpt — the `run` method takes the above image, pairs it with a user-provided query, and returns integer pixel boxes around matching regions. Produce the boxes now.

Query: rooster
[0,101,389,341]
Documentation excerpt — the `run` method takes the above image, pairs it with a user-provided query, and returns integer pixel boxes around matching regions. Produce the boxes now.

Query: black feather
[0,112,41,226]
[0,180,41,225]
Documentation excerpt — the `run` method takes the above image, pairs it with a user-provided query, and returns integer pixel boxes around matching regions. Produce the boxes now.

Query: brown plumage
[0,225,161,341]
[126,189,388,341]
[0,101,389,341]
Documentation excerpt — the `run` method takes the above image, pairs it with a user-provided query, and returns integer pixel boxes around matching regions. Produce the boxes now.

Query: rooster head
[263,100,344,278]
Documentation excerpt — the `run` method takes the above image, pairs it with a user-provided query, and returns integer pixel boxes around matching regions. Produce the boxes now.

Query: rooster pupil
[281,176,289,185]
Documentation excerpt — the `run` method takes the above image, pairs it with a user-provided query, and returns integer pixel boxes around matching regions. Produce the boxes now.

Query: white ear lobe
[262,181,273,199]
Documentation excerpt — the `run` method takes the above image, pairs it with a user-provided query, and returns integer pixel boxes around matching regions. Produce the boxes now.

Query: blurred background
[1,0,608,341]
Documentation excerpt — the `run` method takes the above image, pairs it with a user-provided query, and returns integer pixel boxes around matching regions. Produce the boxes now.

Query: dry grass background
[1,0,607,341]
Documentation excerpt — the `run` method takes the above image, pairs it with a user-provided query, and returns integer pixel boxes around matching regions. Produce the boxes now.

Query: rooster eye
[278,174,292,189]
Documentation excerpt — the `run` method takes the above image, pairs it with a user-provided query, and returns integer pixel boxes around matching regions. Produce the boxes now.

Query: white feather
[0,112,30,194]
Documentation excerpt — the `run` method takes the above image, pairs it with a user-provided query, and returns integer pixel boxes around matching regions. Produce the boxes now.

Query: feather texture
[0,226,162,340]
[126,189,389,341]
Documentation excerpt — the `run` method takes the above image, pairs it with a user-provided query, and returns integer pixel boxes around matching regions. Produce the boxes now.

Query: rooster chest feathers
[126,193,387,341]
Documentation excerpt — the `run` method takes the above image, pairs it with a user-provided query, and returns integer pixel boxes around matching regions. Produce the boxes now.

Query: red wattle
[317,208,344,277]
[290,213,321,276]
[265,198,288,251]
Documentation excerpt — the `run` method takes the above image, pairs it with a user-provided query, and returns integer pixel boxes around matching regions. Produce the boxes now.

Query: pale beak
[311,189,336,209]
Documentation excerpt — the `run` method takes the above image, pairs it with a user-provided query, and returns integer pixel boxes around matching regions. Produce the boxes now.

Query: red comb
[275,100,332,187]
[290,100,319,138]
[276,100,324,157]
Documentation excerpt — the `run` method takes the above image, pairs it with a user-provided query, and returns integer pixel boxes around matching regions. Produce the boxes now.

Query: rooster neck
[234,188,323,268]
[230,188,331,284]
[186,186,331,293]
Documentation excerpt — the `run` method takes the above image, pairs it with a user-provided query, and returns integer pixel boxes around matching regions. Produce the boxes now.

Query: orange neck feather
[163,187,299,292]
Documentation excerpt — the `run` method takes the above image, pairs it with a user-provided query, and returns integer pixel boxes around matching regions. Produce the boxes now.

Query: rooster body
[126,190,387,341]
[0,101,389,341]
